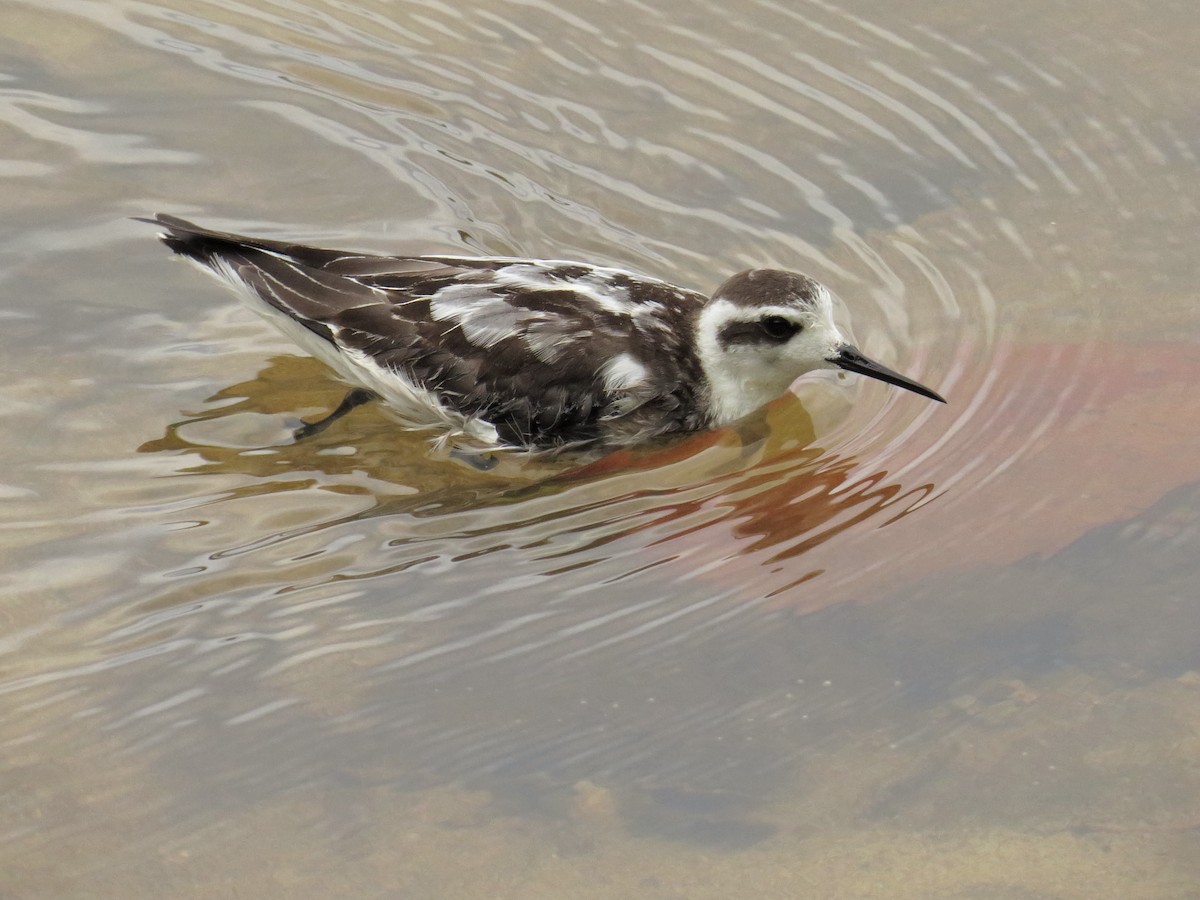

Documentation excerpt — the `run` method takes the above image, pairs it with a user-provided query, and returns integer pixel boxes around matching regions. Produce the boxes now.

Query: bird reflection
[138,356,941,608]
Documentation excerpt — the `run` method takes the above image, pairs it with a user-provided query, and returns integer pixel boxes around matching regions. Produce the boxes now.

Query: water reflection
[134,352,942,610]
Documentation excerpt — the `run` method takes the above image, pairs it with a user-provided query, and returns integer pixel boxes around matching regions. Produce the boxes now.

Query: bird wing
[149,215,705,446]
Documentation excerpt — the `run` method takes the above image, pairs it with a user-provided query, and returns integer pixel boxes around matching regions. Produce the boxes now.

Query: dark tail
[135,213,308,265]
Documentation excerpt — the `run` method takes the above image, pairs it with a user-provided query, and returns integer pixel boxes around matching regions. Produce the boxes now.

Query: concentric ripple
[4,0,1198,822]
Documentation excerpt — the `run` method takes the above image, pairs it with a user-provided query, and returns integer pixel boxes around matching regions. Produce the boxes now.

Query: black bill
[828,344,946,403]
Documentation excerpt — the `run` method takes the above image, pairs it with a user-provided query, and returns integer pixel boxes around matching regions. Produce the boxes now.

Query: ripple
[6,0,1198,821]
[19,0,1164,598]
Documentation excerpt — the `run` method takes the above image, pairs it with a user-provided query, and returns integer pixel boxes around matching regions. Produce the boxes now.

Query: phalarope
[145,214,944,451]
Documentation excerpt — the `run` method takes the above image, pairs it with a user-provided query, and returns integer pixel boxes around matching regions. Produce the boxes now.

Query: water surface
[2,0,1200,896]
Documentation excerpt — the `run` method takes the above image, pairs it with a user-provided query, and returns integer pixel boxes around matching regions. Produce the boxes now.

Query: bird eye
[759,315,799,340]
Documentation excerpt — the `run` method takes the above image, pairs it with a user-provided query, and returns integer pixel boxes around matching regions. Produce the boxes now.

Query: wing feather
[149,214,709,447]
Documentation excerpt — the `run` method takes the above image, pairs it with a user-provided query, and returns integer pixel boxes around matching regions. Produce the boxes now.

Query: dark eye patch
[716,315,802,349]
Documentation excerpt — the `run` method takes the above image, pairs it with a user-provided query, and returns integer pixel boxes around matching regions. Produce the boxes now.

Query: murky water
[3,0,1199,896]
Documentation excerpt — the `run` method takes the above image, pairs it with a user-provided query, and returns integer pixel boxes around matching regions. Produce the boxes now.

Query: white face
[695,284,846,425]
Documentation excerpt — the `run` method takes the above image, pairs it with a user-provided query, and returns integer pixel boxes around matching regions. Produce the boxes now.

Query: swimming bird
[144,214,944,451]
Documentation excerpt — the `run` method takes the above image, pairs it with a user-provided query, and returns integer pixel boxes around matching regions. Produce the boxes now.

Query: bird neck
[701,363,795,426]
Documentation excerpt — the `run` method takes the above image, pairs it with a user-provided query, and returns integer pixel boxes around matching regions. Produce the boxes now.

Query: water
[3,0,1200,896]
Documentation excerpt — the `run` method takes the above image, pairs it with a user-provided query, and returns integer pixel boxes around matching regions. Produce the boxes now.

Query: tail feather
[138,214,365,349]
[136,213,346,269]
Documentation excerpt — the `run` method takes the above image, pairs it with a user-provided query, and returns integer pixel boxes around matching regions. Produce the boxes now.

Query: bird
[143,214,944,453]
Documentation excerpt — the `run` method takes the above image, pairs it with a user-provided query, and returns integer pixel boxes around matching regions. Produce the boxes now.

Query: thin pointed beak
[828,344,946,403]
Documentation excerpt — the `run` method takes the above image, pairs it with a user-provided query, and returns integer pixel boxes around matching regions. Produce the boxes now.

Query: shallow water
[3,0,1200,896]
